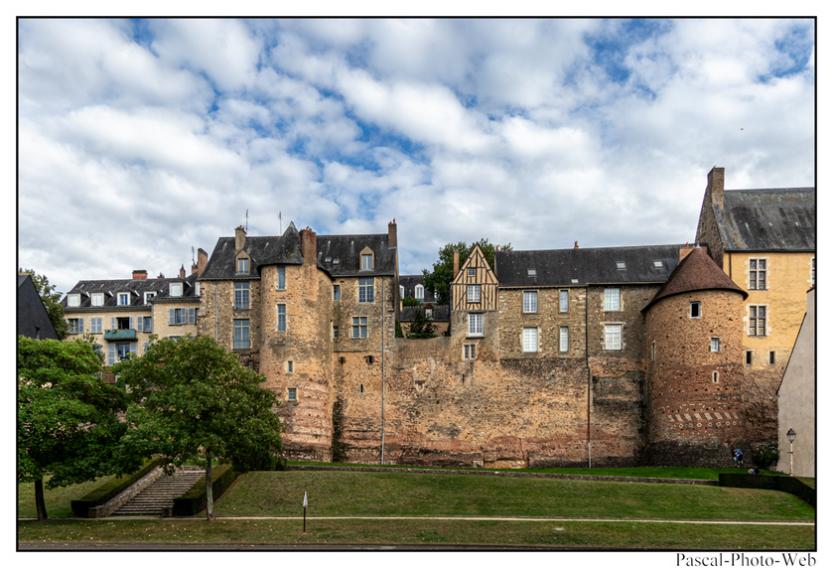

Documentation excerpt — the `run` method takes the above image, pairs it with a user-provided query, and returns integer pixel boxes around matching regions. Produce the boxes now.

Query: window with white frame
[749,305,767,336]
[467,268,476,277]
[467,284,481,303]
[67,318,83,334]
[352,316,368,339]
[360,253,373,271]
[358,278,374,302]
[523,291,538,313]
[522,327,539,352]
[236,257,250,275]
[559,289,569,313]
[67,294,80,307]
[468,313,484,336]
[277,304,287,332]
[274,266,285,290]
[710,337,720,353]
[604,324,623,350]
[169,283,183,297]
[415,284,424,300]
[233,319,250,349]
[90,318,102,334]
[144,291,156,304]
[91,293,104,307]
[749,258,767,290]
[234,282,250,309]
[603,288,621,311]
[117,292,130,306]
[690,301,702,319]
[463,343,476,360]
[559,326,569,353]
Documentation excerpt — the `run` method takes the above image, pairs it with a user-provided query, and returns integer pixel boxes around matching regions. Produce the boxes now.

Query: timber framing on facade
[58,167,816,468]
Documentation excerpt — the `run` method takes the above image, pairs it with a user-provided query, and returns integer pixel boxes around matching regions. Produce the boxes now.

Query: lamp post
[786,428,797,476]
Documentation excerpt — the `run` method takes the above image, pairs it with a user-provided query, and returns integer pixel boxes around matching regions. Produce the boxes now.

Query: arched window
[415,284,424,300]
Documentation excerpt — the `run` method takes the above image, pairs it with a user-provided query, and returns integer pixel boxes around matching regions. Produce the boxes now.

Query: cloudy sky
[18,18,814,292]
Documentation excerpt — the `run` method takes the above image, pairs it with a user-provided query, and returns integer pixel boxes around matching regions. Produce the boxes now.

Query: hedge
[718,473,816,507]
[70,457,165,517]
[172,463,238,516]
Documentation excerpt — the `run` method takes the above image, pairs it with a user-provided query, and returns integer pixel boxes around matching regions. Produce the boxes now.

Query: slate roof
[18,275,58,339]
[642,247,748,312]
[200,223,304,280]
[400,304,450,322]
[399,274,440,303]
[495,244,684,288]
[317,234,396,277]
[64,274,198,310]
[717,188,815,251]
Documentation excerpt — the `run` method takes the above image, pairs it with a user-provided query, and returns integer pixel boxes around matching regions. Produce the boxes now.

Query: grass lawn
[18,477,115,519]
[289,461,780,480]
[16,518,815,550]
[215,471,813,521]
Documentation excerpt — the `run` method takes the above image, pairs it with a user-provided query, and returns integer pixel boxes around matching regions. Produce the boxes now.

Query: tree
[19,269,69,339]
[408,307,436,338]
[115,336,282,520]
[17,337,129,520]
[422,239,511,304]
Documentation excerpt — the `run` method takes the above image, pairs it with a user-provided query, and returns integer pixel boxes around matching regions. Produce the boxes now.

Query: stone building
[398,274,450,335]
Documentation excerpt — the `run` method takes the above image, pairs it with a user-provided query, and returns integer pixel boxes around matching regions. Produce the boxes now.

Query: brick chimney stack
[574,241,580,250]
[453,250,460,277]
[300,227,317,265]
[388,218,397,248]
[707,166,725,209]
[179,265,186,279]
[132,270,148,280]
[192,248,209,276]
[235,225,247,252]
[679,242,697,262]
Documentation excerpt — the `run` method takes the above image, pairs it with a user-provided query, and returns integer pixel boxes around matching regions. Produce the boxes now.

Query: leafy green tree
[408,307,436,338]
[17,337,129,520]
[422,239,511,304]
[115,336,282,519]
[401,296,421,307]
[19,269,68,339]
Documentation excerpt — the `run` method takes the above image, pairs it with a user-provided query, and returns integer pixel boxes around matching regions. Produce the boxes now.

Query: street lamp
[786,428,797,476]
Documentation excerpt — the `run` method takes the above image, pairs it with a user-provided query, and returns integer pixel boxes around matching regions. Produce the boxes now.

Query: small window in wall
[144,291,156,304]
[616,261,626,271]
[463,343,476,360]
[333,325,339,340]
[352,317,368,339]
[467,285,481,303]
[523,291,538,313]
[277,266,286,290]
[467,313,484,337]
[749,305,767,336]
[359,384,365,395]
[522,327,539,353]
[67,294,81,307]
[769,351,776,365]
[712,371,720,384]
[415,284,424,300]
[653,260,664,269]
[233,319,250,349]
[277,304,287,332]
[425,309,433,319]
[527,268,537,277]
[333,284,341,302]
[286,360,294,373]
[745,350,753,366]
[236,257,250,275]
[467,268,476,277]
[603,288,621,311]
[559,326,569,353]
[234,282,250,309]
[689,301,701,319]
[117,292,130,306]
[604,324,623,350]
[559,289,569,313]
[358,278,374,303]
[67,318,83,334]
[710,337,720,353]
[651,340,656,361]
[749,258,767,290]
[287,387,297,402]
[91,293,104,307]
[90,317,103,334]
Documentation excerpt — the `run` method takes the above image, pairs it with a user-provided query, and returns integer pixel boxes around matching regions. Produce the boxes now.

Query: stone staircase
[111,469,203,517]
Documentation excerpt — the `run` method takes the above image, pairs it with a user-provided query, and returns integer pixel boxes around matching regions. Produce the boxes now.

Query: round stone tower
[642,247,749,466]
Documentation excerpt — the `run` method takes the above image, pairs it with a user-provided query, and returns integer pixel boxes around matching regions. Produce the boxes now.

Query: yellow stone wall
[723,251,814,370]
[66,310,155,356]
[151,301,200,341]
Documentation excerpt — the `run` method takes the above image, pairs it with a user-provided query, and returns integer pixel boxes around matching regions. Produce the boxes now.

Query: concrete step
[111,469,203,517]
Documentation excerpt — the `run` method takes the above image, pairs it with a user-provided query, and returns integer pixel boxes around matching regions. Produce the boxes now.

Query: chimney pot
[300,227,317,265]
[192,247,209,277]
[574,241,580,249]
[388,219,397,248]
[235,225,247,252]
[132,270,148,280]
[679,245,697,261]
[179,265,186,279]
[707,166,725,209]
[453,250,460,278]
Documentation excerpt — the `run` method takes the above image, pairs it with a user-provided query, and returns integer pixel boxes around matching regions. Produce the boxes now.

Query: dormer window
[360,252,374,271]
[616,261,626,270]
[169,283,183,297]
[67,293,81,307]
[91,293,104,307]
[117,292,130,306]
[194,282,201,297]
[527,269,537,277]
[236,257,250,275]
[415,284,424,300]
[144,291,156,304]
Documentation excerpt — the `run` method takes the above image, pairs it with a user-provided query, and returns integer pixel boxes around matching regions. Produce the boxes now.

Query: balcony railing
[104,329,137,341]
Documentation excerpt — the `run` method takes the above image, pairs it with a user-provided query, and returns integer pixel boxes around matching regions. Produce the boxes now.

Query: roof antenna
[245,209,249,232]
[191,246,195,265]
[279,210,282,234]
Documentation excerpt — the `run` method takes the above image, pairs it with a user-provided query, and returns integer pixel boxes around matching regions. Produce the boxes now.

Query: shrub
[751,443,779,468]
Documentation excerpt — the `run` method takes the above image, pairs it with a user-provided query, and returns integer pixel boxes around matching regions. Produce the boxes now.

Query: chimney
[179,265,186,279]
[453,250,460,277]
[235,225,247,252]
[679,243,697,262]
[192,247,209,276]
[574,241,580,250]
[707,166,725,209]
[132,269,148,280]
[388,218,397,248]
[157,272,165,279]
[300,227,317,265]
